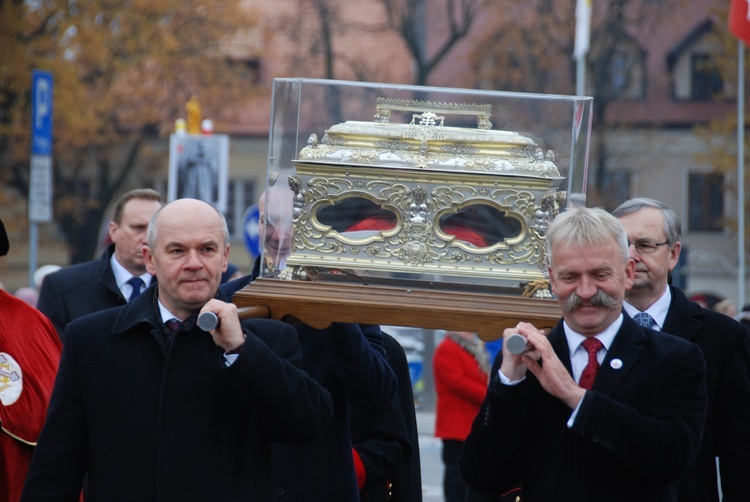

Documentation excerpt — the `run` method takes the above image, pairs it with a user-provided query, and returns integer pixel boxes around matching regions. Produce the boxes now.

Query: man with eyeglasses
[613,197,750,502]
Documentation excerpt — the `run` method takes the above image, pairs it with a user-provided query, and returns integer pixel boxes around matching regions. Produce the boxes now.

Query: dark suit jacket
[661,286,750,502]
[244,260,399,500]
[21,287,333,502]
[350,332,422,502]
[271,322,398,501]
[460,315,708,502]
[37,244,143,337]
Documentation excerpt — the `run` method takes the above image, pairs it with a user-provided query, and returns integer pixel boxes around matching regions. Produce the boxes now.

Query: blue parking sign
[32,70,53,156]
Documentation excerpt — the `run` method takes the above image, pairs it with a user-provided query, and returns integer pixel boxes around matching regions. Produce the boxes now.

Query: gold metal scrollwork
[286,96,566,288]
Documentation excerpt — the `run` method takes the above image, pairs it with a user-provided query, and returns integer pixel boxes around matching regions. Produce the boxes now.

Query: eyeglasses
[628,239,669,254]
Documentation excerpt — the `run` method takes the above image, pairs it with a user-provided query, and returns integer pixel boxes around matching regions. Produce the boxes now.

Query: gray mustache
[564,289,619,312]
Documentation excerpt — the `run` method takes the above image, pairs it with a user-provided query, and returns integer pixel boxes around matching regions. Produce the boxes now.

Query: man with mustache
[460,207,708,501]
[614,197,750,502]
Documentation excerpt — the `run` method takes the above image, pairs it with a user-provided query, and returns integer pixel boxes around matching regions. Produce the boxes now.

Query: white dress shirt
[110,254,152,300]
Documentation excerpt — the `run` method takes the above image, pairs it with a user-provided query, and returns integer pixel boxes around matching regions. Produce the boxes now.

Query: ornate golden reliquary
[277,98,567,298]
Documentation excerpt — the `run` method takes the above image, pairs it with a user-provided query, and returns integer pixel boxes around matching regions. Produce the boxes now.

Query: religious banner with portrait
[168,133,229,213]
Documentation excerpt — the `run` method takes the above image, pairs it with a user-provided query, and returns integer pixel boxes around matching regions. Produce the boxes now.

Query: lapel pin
[610,358,623,370]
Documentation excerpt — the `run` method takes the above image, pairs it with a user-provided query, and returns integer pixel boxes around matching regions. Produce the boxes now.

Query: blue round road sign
[243,204,261,258]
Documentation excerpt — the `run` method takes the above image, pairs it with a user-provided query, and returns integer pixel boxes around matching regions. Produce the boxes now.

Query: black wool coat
[460,315,708,502]
[22,287,333,502]
[661,286,750,502]
[37,244,138,337]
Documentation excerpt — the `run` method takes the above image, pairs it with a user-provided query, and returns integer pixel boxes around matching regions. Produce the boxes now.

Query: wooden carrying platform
[232,278,561,341]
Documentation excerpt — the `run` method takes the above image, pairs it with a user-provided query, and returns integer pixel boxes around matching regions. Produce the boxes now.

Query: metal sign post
[29,70,54,287]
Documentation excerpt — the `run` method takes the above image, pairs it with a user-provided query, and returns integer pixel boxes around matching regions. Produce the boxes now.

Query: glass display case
[234,78,592,338]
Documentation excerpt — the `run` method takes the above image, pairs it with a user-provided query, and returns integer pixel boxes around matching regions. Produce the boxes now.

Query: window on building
[688,172,723,232]
[609,48,645,100]
[691,54,723,101]
[667,20,733,101]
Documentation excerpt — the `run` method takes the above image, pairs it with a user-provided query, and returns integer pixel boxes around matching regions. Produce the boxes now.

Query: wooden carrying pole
[233,278,561,342]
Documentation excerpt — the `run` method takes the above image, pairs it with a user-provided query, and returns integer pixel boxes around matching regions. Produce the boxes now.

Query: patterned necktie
[164,318,181,344]
[579,337,604,391]
[127,277,144,302]
[633,312,656,329]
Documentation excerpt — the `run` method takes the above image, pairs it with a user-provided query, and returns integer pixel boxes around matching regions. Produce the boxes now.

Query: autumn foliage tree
[0,0,261,263]
[470,1,573,94]
[377,0,489,85]
[275,0,489,87]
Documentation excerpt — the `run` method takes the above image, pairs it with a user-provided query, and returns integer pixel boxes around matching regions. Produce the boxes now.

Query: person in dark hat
[0,219,8,256]
[0,218,63,501]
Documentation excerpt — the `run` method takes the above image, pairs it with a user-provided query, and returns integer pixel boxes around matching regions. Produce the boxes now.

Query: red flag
[729,0,750,46]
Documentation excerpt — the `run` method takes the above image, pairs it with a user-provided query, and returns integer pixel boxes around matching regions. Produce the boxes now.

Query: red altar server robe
[0,290,62,502]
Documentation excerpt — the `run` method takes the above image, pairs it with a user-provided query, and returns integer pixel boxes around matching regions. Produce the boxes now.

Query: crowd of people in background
[3,188,750,502]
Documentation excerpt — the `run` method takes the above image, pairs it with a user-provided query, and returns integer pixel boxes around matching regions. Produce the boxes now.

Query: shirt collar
[623,286,671,330]
[564,313,623,354]
[110,253,152,289]
[157,299,181,324]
